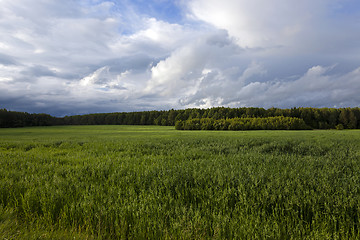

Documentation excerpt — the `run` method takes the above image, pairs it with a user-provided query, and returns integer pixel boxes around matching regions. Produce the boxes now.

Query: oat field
[1,126,360,239]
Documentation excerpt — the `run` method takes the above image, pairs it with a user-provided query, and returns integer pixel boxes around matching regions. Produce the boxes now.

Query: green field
[1,126,360,239]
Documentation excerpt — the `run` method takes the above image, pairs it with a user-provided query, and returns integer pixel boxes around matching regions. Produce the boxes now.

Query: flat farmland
[1,126,360,239]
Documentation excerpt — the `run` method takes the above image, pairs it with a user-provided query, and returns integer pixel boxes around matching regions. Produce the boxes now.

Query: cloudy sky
[0,0,359,116]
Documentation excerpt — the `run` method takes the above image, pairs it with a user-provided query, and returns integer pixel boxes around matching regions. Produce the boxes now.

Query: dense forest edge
[175,116,312,130]
[1,107,360,130]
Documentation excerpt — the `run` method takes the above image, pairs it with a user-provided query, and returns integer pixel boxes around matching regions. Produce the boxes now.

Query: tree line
[0,109,60,128]
[175,116,311,130]
[1,107,360,129]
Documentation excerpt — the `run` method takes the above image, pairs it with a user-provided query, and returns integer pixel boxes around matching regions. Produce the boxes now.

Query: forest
[175,116,311,130]
[1,107,360,129]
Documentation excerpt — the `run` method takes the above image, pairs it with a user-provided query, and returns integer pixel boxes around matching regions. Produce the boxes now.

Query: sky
[0,0,359,116]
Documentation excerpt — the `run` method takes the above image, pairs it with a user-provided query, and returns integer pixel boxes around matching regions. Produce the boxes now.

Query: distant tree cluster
[0,109,58,128]
[1,107,360,129]
[175,116,311,131]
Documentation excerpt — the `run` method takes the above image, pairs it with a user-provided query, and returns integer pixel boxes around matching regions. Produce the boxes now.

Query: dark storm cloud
[0,53,18,66]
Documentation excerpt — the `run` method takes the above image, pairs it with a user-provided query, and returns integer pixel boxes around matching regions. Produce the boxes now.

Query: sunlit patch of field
[1,126,360,239]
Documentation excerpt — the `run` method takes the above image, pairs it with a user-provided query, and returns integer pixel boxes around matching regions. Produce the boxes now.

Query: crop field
[1,126,360,239]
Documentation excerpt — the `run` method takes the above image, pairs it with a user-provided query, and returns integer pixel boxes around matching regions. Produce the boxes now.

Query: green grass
[1,126,360,239]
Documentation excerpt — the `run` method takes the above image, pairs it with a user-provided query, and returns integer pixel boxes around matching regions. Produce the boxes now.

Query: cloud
[187,0,320,48]
[0,53,18,66]
[141,28,360,109]
[186,0,360,55]
[145,30,246,97]
[0,0,359,116]
[179,65,360,109]
[0,0,197,114]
